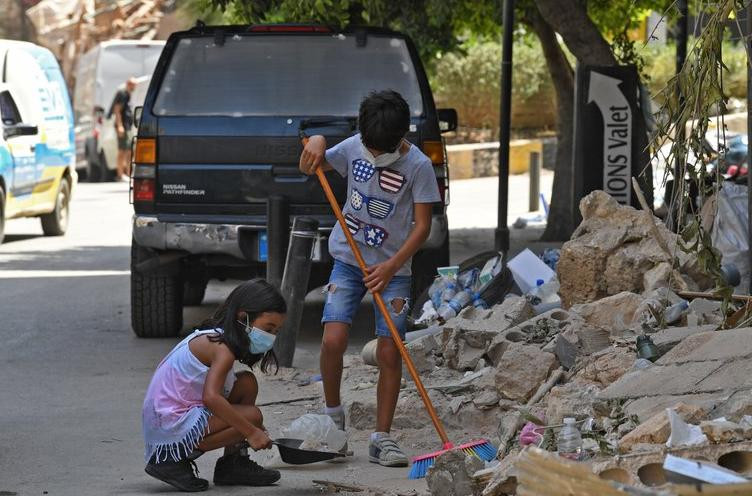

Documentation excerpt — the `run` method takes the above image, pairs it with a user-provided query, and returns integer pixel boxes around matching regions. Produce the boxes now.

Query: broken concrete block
[650,325,716,355]
[687,298,723,327]
[494,343,558,402]
[485,333,509,366]
[558,191,709,308]
[576,326,612,354]
[570,292,646,332]
[700,419,750,443]
[443,296,534,333]
[554,334,580,370]
[473,390,500,409]
[426,449,484,496]
[618,402,707,453]
[643,262,690,294]
[406,334,437,374]
[545,382,601,424]
[577,347,635,387]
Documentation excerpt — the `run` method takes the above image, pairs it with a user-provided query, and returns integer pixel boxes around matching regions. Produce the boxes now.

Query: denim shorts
[322,259,411,338]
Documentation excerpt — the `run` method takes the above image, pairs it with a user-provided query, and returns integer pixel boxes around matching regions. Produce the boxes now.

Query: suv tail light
[422,140,449,205]
[133,138,156,203]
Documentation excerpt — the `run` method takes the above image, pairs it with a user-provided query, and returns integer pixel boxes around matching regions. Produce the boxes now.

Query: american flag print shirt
[323,134,441,277]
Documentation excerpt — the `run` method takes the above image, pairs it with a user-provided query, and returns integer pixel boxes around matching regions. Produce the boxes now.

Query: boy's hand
[364,259,399,293]
[299,135,326,175]
[246,428,273,451]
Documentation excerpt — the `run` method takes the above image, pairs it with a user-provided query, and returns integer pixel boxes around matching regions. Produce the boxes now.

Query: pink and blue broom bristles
[408,439,496,479]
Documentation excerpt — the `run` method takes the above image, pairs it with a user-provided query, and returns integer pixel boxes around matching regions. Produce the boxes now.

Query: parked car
[0,40,76,244]
[73,40,164,182]
[130,24,456,337]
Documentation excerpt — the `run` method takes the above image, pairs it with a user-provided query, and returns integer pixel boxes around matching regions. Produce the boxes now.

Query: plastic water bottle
[438,289,472,321]
[529,278,561,315]
[472,292,488,309]
[664,300,689,325]
[429,278,449,308]
[557,418,582,460]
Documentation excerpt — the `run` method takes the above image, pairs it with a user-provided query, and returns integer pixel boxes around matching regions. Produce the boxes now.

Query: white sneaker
[369,435,408,467]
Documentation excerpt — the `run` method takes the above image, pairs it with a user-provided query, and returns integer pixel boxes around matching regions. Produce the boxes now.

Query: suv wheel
[183,278,209,306]
[131,240,183,338]
[41,179,70,236]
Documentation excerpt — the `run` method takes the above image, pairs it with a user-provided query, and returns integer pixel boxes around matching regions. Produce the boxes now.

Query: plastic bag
[711,183,750,292]
[281,414,347,452]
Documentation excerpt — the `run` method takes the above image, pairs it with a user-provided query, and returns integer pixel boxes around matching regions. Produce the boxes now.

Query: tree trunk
[523,5,576,241]
[534,0,617,66]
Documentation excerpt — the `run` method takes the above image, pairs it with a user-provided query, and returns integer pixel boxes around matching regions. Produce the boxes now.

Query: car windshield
[153,33,424,117]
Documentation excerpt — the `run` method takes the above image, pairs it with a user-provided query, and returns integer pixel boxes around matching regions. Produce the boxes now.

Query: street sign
[572,65,651,223]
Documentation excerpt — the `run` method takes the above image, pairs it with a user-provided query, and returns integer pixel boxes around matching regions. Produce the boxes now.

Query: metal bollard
[529,151,540,212]
[273,217,319,367]
[266,195,289,289]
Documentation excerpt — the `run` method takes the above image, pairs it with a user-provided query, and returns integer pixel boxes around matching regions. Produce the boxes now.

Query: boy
[299,90,440,467]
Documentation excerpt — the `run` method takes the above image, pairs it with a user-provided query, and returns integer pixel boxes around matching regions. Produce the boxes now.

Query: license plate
[258,232,268,261]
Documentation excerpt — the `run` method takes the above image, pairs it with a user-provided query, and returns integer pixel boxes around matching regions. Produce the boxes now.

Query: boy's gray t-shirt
[325,134,441,276]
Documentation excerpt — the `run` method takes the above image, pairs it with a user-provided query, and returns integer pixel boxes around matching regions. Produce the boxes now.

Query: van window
[0,91,22,126]
[153,34,424,117]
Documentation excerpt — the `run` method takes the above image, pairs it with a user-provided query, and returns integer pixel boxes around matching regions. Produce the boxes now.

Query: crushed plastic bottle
[557,417,582,461]
[664,300,689,325]
[528,278,561,315]
[438,289,473,321]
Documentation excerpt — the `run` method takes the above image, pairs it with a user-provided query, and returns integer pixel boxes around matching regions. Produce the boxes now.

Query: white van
[73,40,164,181]
[0,40,76,243]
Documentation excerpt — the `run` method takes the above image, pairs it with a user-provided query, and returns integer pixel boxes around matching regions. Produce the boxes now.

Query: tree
[204,0,667,241]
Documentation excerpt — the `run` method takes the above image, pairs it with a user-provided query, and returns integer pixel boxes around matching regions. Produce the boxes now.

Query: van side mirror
[437,108,458,133]
[3,123,38,140]
[134,106,143,128]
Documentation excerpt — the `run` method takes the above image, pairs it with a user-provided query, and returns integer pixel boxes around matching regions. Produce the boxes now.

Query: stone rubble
[324,191,752,495]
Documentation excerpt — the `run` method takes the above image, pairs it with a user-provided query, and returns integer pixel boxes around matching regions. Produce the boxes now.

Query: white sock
[371,431,389,442]
[324,405,344,415]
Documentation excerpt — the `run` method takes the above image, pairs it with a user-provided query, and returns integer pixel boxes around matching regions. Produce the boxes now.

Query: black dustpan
[273,438,345,465]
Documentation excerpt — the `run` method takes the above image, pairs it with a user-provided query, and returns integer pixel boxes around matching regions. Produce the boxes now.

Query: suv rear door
[142,28,431,220]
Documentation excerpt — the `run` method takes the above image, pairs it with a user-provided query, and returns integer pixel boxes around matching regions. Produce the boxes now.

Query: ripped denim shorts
[321,259,411,338]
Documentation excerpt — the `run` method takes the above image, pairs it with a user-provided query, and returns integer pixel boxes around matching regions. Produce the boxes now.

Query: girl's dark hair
[199,278,286,373]
[358,89,410,152]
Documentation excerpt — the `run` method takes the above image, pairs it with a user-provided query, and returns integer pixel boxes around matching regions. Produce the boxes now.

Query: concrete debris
[618,402,707,453]
[406,334,439,374]
[545,382,601,425]
[576,347,635,387]
[569,291,646,333]
[494,344,558,402]
[426,450,484,496]
[700,419,752,443]
[557,191,710,308]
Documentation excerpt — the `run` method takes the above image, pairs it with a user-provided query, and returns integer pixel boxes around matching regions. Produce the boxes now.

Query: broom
[309,149,495,479]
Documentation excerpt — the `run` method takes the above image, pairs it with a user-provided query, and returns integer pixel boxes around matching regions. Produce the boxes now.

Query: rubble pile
[413,191,752,494]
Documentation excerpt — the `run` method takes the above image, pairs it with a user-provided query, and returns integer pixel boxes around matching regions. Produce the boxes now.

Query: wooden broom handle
[314,165,452,447]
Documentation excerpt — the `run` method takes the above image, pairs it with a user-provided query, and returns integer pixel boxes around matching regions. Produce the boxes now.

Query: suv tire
[41,179,70,236]
[183,278,208,306]
[131,241,183,338]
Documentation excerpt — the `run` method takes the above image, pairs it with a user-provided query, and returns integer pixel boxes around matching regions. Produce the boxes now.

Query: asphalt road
[0,178,546,495]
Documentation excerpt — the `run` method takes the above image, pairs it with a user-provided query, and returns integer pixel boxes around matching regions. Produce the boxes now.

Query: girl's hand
[247,429,273,451]
[299,135,326,175]
[363,260,398,293]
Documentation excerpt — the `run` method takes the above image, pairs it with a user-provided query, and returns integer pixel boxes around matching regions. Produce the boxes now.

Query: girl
[142,278,286,492]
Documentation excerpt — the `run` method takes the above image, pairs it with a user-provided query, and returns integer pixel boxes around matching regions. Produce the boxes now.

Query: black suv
[130,24,455,337]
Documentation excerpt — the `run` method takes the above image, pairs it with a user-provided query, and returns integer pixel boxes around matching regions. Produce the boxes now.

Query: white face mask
[361,140,403,168]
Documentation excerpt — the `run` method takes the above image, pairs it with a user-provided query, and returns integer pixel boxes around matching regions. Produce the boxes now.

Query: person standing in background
[110,77,136,181]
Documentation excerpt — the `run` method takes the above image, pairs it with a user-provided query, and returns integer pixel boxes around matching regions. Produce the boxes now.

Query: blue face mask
[238,318,276,354]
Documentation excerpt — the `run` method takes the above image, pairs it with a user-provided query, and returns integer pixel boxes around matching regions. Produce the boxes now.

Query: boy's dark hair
[358,90,410,153]
[199,278,286,373]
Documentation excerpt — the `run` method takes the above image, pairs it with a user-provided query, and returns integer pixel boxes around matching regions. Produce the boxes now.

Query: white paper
[664,454,748,484]
[666,408,708,448]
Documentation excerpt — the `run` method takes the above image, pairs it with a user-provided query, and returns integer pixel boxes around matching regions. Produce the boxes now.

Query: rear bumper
[132,213,448,261]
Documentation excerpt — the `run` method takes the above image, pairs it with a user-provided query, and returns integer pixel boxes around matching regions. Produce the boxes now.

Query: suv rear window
[153,34,424,117]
